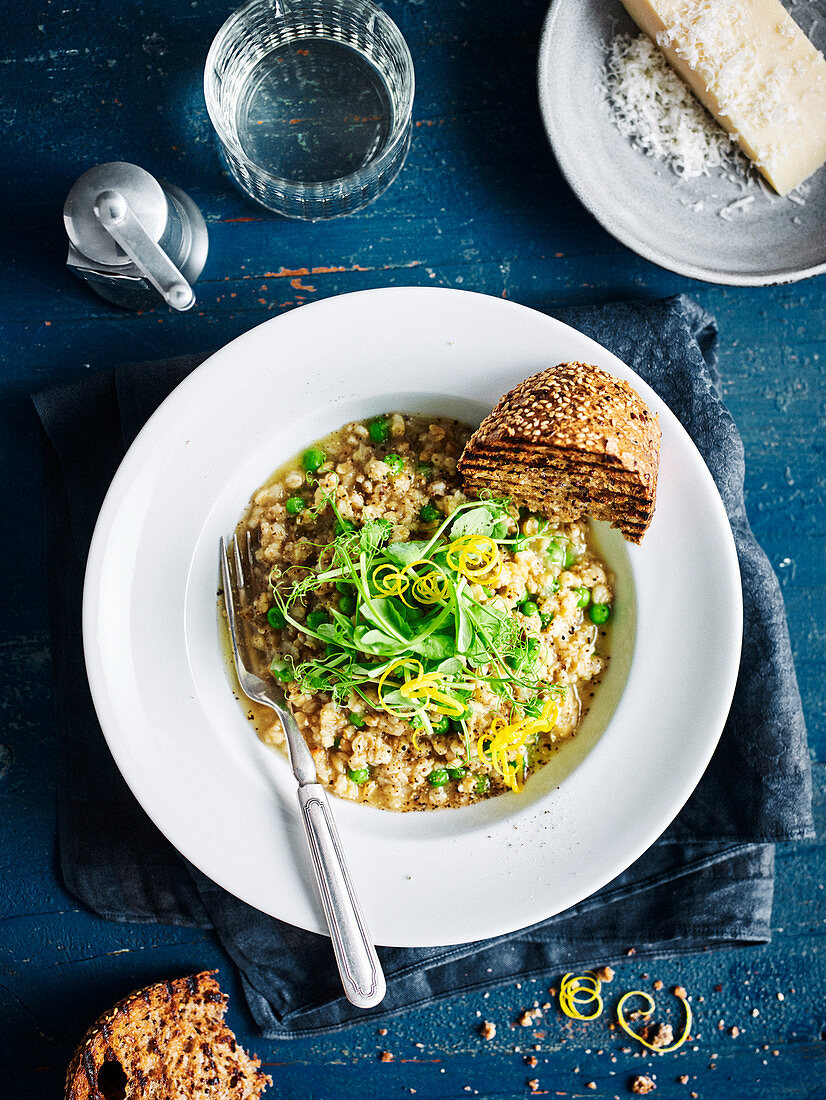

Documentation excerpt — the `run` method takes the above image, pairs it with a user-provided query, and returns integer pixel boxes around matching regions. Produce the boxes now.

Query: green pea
[574,586,590,609]
[546,539,565,568]
[338,594,356,615]
[348,711,366,728]
[519,599,539,619]
[335,518,357,536]
[540,611,554,629]
[474,774,491,794]
[447,766,466,780]
[285,496,305,515]
[332,735,342,750]
[430,714,450,735]
[427,767,450,788]
[302,447,326,472]
[306,609,328,630]
[335,579,351,594]
[384,453,404,476]
[368,416,389,443]
[589,603,611,625]
[417,462,433,478]
[270,660,294,683]
[267,606,286,629]
[419,503,441,523]
[564,542,578,568]
[527,637,541,656]
[347,766,371,785]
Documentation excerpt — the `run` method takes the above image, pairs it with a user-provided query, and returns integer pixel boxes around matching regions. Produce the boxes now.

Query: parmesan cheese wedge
[620,0,826,194]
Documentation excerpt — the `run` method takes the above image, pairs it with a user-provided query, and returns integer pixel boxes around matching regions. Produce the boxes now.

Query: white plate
[538,0,826,286]
[83,287,741,947]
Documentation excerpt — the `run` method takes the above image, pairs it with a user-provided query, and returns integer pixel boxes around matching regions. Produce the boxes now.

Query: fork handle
[297,784,386,1009]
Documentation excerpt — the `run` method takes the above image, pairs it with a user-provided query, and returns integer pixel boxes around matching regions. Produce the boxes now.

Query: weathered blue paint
[0,0,824,1095]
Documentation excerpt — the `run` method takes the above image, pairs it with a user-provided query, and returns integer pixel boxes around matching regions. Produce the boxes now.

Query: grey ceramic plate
[538,0,826,286]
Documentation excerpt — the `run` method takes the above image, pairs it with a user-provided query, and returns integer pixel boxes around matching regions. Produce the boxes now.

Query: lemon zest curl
[377,659,467,724]
[477,698,558,793]
[445,534,502,586]
[558,971,604,1021]
[616,989,692,1053]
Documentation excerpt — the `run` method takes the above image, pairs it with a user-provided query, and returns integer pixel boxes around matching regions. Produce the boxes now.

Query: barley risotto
[234,413,614,812]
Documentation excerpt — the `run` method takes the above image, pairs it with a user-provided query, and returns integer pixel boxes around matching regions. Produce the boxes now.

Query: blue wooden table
[1,0,824,1096]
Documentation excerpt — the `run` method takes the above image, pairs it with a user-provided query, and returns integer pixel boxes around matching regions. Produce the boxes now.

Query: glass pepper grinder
[63,162,208,311]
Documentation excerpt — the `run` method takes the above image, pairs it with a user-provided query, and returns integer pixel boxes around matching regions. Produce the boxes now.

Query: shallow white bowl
[83,287,741,947]
[538,0,826,286]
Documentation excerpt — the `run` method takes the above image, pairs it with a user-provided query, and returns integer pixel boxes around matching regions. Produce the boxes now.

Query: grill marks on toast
[459,362,660,543]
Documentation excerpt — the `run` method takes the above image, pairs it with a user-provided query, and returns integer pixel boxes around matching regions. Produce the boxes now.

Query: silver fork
[220,533,386,1010]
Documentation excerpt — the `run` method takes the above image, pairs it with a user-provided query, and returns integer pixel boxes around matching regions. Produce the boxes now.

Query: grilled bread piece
[459,361,660,543]
[65,971,271,1100]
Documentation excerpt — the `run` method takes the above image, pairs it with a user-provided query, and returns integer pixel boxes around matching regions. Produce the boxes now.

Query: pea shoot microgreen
[267,485,566,766]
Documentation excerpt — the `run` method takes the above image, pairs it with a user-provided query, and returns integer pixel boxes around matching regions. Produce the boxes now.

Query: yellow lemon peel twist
[377,659,467,748]
[559,972,604,1021]
[410,569,450,603]
[371,563,413,606]
[377,657,424,719]
[616,990,692,1053]
[372,561,452,607]
[477,698,558,792]
[445,535,502,586]
[400,558,451,604]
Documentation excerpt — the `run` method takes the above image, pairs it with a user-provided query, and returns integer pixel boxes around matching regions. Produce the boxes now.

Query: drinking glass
[204,0,415,219]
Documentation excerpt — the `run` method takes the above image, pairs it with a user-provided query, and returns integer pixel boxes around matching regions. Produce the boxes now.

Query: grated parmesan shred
[604,32,744,179]
[603,31,809,215]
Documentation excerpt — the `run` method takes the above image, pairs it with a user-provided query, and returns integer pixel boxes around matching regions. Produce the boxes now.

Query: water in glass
[237,38,393,184]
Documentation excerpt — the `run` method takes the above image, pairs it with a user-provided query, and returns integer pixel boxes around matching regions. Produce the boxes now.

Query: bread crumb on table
[479,1020,497,1040]
[379,1051,393,1062]
[645,1023,674,1049]
[630,1075,657,1094]
[594,966,615,983]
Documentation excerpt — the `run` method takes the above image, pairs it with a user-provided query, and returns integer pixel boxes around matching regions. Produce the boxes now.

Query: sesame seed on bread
[458,362,660,543]
[65,971,271,1100]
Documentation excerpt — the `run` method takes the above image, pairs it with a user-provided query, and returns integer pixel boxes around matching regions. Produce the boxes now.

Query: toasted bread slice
[459,362,660,543]
[65,971,271,1100]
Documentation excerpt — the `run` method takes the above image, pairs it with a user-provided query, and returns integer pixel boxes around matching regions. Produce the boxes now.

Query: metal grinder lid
[64,162,168,267]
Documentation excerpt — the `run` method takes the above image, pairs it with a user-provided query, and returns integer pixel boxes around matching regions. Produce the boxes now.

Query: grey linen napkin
[33,294,812,1037]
